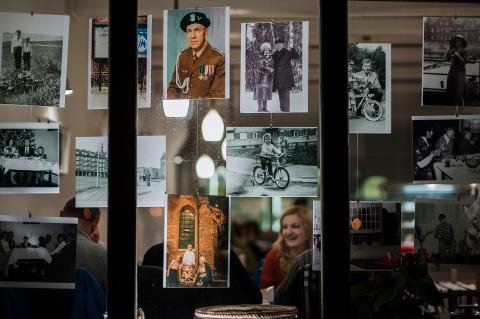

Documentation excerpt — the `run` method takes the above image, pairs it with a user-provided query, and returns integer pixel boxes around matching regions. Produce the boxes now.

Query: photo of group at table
[0,122,59,193]
[163,195,229,288]
[0,215,77,289]
[413,116,480,182]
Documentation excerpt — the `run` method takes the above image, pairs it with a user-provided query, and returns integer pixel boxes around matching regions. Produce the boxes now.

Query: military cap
[180,12,211,32]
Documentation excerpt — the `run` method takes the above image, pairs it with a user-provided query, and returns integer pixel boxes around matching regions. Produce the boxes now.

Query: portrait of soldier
[167,11,226,99]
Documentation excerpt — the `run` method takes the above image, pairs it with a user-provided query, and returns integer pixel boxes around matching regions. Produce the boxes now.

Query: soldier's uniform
[167,12,225,99]
[167,42,225,99]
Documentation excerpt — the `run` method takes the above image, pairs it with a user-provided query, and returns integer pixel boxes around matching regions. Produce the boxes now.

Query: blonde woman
[260,205,312,289]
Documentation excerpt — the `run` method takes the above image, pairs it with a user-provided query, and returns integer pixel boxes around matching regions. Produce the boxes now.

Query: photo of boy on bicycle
[260,133,282,180]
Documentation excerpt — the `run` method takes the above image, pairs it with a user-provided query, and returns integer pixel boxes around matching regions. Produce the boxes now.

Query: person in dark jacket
[272,38,299,112]
[194,255,212,287]
[459,128,478,155]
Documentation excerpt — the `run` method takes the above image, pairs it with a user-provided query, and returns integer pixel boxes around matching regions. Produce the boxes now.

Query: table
[0,156,59,186]
[8,247,52,265]
[433,159,480,181]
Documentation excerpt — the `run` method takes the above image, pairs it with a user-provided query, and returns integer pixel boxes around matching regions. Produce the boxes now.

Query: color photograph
[163,195,230,288]
[348,43,391,134]
[88,16,152,109]
[240,21,309,113]
[412,115,480,183]
[422,17,480,107]
[0,215,77,289]
[415,202,480,265]
[350,202,401,271]
[226,127,318,197]
[75,136,166,207]
[0,122,59,193]
[0,12,69,107]
[163,7,230,100]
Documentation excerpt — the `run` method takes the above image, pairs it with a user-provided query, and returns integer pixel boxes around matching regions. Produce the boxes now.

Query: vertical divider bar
[319,0,350,318]
[108,0,138,318]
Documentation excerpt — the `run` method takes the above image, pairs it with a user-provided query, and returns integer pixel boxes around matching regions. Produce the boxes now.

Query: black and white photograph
[348,43,391,134]
[423,17,480,107]
[350,202,401,271]
[0,12,69,107]
[240,21,309,113]
[163,7,230,100]
[412,115,480,183]
[75,136,166,207]
[312,200,321,271]
[226,127,318,197]
[0,122,59,193]
[0,215,77,289]
[88,15,152,109]
[415,202,480,265]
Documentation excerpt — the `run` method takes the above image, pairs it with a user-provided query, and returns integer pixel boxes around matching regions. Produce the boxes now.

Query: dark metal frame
[107,0,138,318]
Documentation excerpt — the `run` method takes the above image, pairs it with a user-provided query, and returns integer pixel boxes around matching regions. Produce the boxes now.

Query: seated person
[35,146,46,160]
[3,139,18,158]
[260,133,282,179]
[260,206,311,290]
[60,198,106,290]
[194,256,212,287]
[20,236,32,248]
[50,234,67,255]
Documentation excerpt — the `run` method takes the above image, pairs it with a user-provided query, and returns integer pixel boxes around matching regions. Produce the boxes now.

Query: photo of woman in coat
[446,34,469,106]
[254,42,274,112]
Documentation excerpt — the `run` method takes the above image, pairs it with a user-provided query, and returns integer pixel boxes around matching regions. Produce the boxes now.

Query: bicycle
[253,153,290,189]
[350,86,384,122]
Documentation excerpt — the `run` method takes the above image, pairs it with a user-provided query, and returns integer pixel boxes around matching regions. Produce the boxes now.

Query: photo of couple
[240,21,309,113]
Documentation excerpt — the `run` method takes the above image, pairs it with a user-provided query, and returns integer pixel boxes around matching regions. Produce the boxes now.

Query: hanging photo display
[412,115,480,183]
[75,136,166,207]
[415,201,480,265]
[226,127,318,197]
[0,215,77,289]
[163,7,230,100]
[0,122,59,193]
[0,12,69,107]
[350,201,401,271]
[422,17,480,107]
[163,195,230,288]
[312,200,321,271]
[347,43,391,134]
[240,21,309,113]
[88,15,152,109]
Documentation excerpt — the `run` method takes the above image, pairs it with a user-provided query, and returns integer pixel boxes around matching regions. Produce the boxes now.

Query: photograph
[0,122,59,193]
[75,136,166,207]
[415,202,480,265]
[226,127,318,197]
[163,7,230,100]
[0,12,69,107]
[312,200,321,271]
[348,43,391,134]
[163,195,230,288]
[412,115,480,183]
[0,215,77,289]
[350,202,401,271]
[240,21,309,113]
[88,15,152,109]
[423,17,480,107]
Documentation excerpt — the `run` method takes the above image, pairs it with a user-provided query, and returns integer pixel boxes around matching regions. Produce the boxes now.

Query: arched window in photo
[179,207,195,249]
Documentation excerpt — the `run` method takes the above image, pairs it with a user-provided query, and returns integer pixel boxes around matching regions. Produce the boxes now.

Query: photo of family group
[415,202,480,265]
[75,136,166,207]
[226,127,318,197]
[0,215,77,289]
[350,202,401,271]
[0,12,69,107]
[163,7,230,100]
[422,17,480,107]
[348,43,391,134]
[240,21,309,113]
[163,195,230,288]
[0,122,59,193]
[88,15,152,109]
[412,115,480,183]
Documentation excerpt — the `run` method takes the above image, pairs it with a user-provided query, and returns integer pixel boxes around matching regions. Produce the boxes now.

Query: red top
[259,249,287,289]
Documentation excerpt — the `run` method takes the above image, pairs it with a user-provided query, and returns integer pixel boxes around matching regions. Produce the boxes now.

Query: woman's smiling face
[281,213,307,251]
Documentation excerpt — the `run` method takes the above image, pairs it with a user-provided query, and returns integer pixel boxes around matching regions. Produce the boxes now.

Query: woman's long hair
[272,205,312,272]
